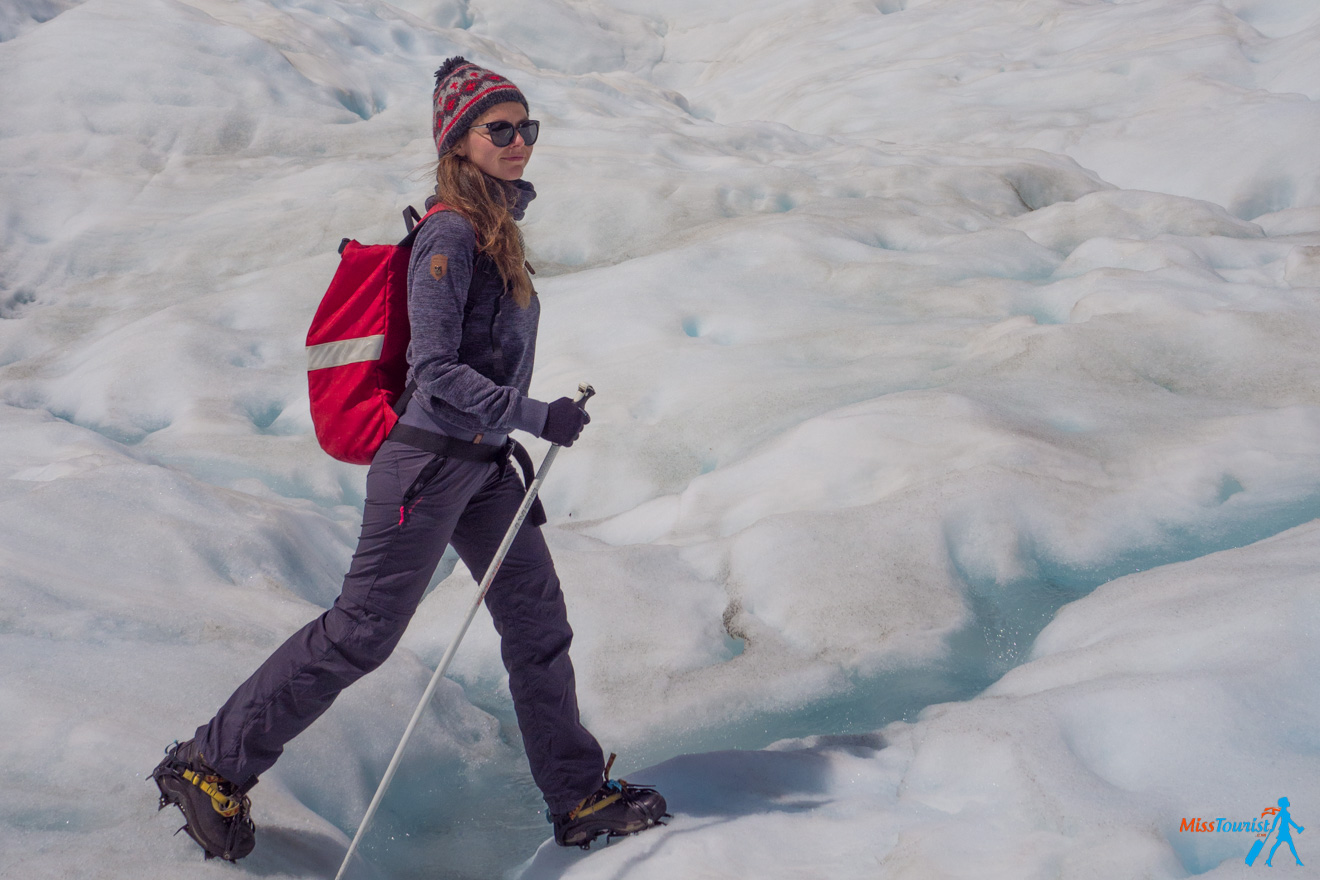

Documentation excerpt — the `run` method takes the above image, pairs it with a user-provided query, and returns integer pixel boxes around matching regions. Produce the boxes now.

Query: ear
[453,136,468,158]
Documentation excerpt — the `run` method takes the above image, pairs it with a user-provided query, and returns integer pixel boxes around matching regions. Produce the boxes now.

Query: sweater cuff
[513,396,550,437]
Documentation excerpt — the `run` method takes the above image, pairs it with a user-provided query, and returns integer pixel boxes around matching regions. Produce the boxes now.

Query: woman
[152,57,666,862]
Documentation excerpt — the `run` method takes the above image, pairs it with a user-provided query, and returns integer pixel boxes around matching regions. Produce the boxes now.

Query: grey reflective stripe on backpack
[307,335,385,371]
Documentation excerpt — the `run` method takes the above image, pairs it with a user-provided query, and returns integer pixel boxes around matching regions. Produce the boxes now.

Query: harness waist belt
[386,422,547,528]
[388,423,509,462]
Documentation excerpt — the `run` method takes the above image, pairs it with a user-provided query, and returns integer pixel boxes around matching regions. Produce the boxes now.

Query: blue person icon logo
[1247,797,1304,867]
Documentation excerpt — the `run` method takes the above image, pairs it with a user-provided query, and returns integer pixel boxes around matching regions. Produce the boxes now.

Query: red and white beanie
[432,56,529,157]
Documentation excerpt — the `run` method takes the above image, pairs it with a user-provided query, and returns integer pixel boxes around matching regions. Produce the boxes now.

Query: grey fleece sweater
[398,180,549,444]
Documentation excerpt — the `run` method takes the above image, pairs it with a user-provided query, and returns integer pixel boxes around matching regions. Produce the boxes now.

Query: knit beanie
[432,56,529,157]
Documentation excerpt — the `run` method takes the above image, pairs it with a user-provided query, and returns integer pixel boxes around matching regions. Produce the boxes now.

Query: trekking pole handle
[575,383,595,410]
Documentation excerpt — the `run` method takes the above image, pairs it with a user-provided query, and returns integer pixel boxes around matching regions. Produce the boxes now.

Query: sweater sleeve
[406,213,548,435]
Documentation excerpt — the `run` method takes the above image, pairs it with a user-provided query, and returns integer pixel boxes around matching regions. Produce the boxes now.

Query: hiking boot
[151,740,255,861]
[552,756,668,849]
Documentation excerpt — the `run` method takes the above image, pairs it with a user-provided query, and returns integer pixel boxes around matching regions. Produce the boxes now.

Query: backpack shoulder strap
[399,203,451,246]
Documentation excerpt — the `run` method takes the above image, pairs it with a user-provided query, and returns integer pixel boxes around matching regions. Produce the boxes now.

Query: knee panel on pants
[323,601,413,675]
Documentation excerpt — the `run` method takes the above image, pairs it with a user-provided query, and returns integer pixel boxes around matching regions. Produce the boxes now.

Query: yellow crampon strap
[182,768,243,818]
[568,752,625,821]
[569,790,623,821]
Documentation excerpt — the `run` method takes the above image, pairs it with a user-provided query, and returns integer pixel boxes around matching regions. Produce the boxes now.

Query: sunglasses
[470,119,540,148]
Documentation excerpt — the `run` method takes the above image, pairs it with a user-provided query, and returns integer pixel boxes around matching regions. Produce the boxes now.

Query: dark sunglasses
[470,119,540,147]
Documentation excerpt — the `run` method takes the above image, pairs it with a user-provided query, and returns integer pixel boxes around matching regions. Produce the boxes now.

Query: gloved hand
[540,397,591,447]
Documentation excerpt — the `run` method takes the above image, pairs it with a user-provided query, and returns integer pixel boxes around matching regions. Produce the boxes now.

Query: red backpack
[306,205,447,464]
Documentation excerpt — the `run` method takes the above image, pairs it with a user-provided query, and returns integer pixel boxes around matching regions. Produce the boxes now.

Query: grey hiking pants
[193,439,605,815]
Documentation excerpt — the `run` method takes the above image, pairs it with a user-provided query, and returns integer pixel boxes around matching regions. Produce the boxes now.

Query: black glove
[541,397,591,447]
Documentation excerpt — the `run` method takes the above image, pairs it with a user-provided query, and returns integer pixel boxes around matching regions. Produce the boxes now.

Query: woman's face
[456,102,534,181]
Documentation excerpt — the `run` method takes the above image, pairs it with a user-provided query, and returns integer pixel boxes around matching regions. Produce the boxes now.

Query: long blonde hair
[434,153,534,308]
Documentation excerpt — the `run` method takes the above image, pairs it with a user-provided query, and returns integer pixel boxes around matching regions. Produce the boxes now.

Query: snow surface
[2,0,1319,877]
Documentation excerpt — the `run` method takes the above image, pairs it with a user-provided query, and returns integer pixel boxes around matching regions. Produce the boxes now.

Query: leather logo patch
[429,254,448,281]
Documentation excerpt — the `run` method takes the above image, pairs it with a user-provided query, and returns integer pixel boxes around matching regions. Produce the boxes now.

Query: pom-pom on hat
[432,56,529,157]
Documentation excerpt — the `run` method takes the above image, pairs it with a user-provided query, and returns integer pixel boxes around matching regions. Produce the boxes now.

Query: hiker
[152,56,666,862]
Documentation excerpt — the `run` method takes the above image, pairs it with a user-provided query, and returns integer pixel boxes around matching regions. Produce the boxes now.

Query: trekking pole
[333,384,596,880]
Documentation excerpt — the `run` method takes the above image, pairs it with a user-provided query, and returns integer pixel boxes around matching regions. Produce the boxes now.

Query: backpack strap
[403,204,423,232]
[387,423,509,463]
[400,203,450,246]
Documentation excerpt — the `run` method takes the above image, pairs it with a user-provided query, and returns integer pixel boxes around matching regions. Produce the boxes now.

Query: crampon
[151,740,255,862]
[551,754,669,850]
